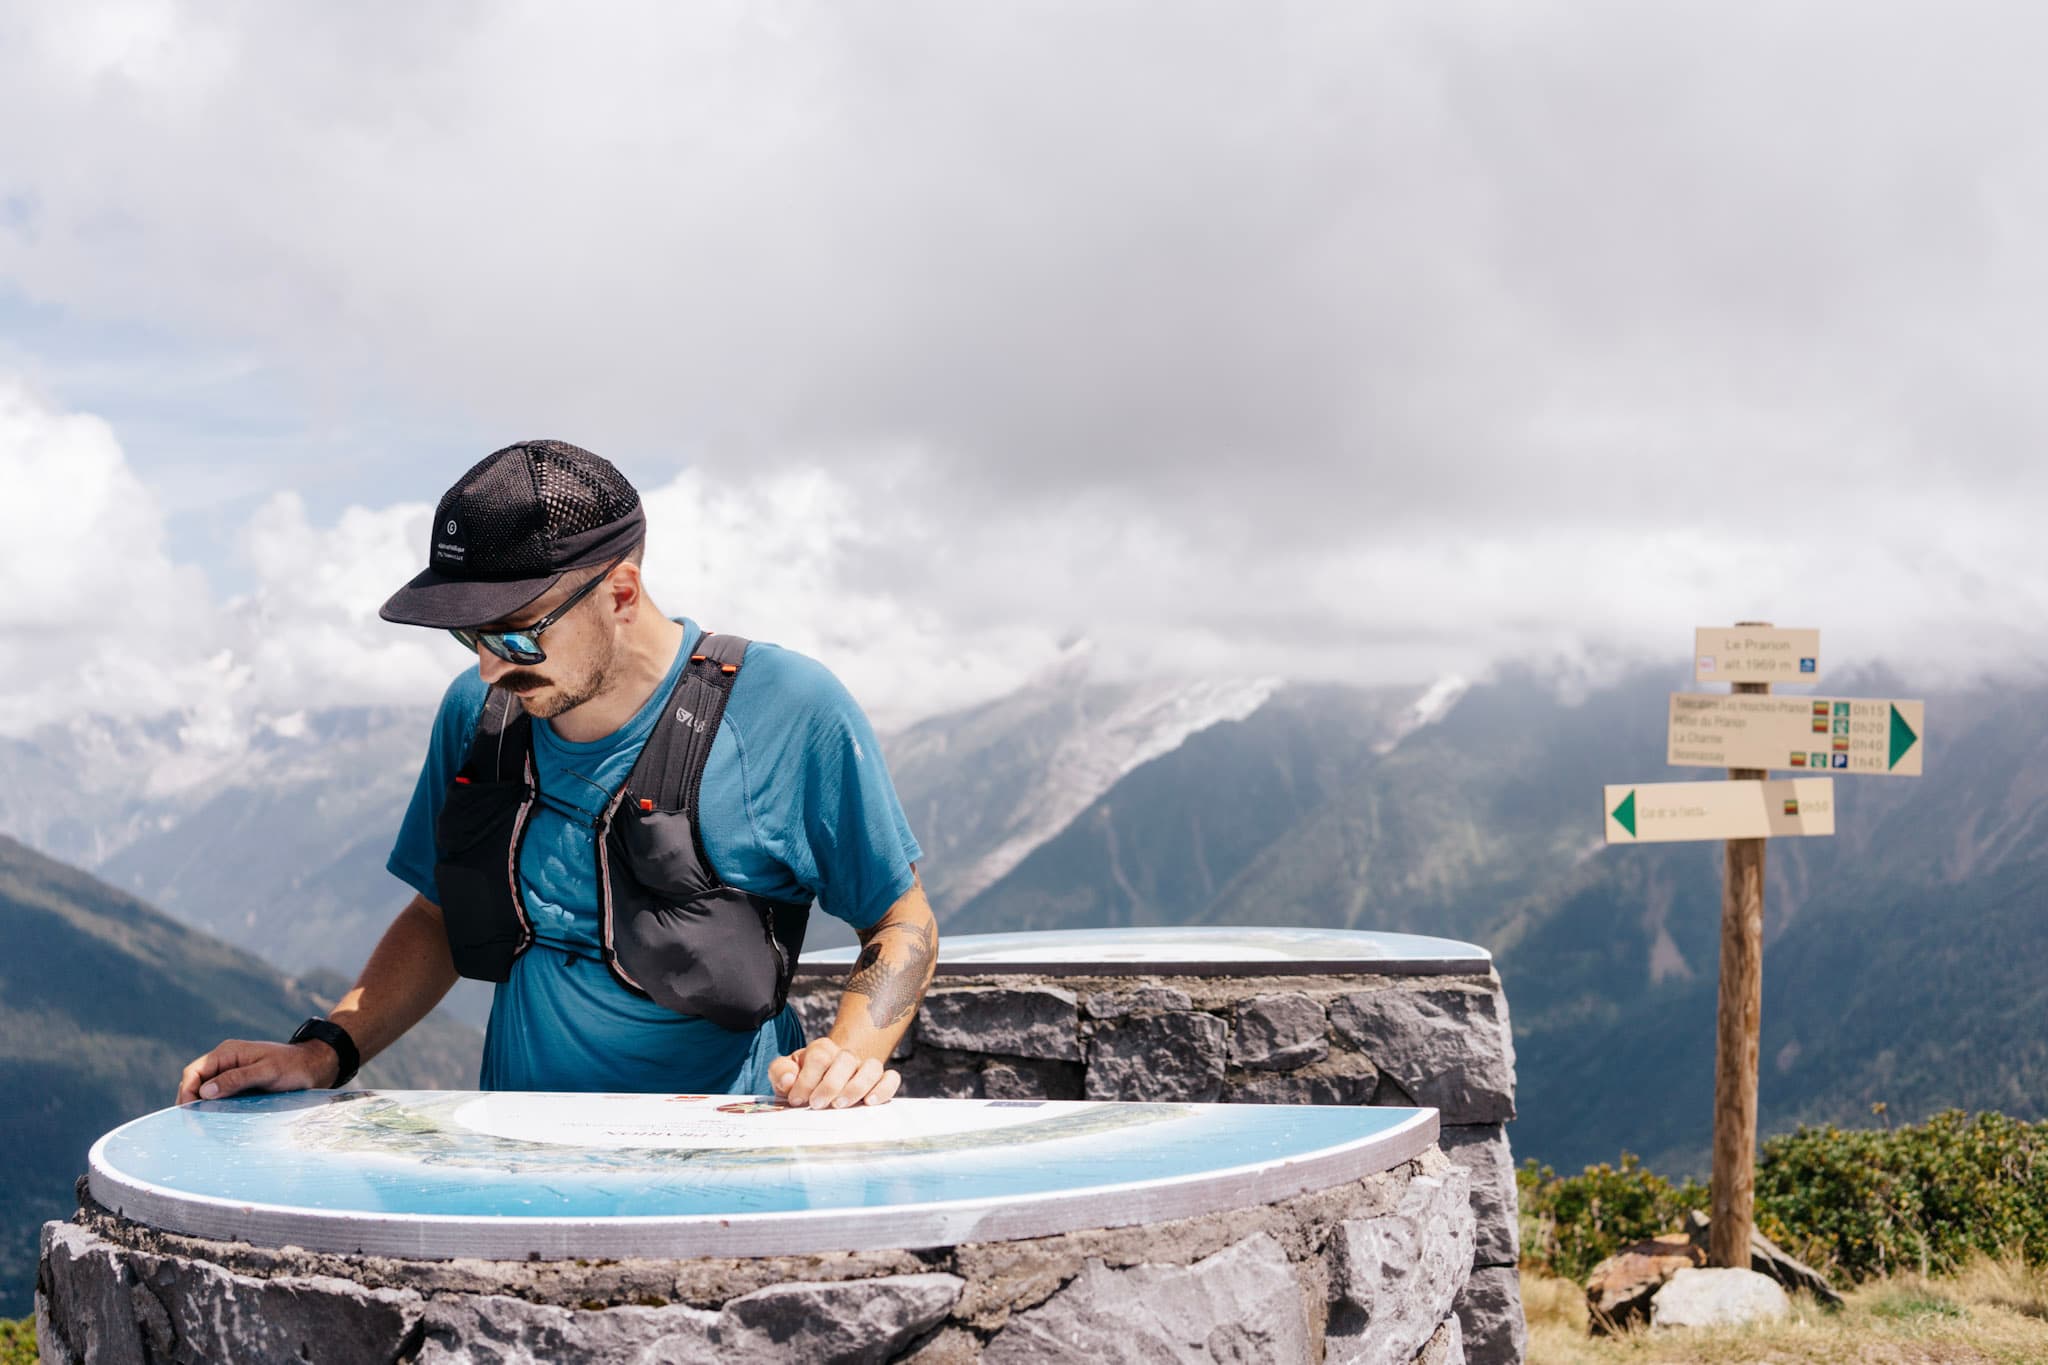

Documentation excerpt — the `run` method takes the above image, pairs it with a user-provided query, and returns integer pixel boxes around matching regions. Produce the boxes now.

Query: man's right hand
[177,1038,339,1106]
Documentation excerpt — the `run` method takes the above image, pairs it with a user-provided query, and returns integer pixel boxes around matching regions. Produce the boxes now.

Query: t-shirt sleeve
[744,650,923,933]
[386,668,491,904]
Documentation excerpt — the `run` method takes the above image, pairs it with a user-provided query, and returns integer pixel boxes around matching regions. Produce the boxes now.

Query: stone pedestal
[41,1149,1476,1364]
[792,931,1524,1364]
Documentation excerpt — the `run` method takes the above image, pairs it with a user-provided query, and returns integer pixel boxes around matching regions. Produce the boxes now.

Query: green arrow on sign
[1889,704,1919,770]
[1611,789,1638,838]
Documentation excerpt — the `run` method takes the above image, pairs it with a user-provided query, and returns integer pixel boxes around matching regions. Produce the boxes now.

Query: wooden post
[1710,621,1770,1269]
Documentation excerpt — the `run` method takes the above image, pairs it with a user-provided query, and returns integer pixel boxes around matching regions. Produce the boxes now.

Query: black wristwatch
[289,1017,361,1089]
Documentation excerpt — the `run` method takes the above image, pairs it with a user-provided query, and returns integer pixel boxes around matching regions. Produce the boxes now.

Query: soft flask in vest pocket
[604,804,809,1031]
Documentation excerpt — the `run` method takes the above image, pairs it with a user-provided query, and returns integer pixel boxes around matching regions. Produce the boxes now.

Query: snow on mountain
[0,704,431,870]
[955,671,1286,908]
[1372,673,1471,755]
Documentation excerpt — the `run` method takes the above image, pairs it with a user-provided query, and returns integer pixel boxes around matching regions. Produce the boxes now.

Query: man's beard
[500,632,616,719]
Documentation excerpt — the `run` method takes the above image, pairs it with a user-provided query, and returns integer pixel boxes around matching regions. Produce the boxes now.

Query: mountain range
[6,650,2047,1312]
[0,832,479,1314]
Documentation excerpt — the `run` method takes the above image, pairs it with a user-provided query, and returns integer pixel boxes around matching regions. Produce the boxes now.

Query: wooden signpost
[1606,623,1926,1270]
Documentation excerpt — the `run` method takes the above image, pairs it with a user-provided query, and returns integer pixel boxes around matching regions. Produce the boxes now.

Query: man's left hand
[767,1036,902,1108]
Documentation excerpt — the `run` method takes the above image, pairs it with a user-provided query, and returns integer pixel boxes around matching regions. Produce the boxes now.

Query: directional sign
[1667,694,1923,775]
[1605,779,1836,844]
[1695,627,1822,684]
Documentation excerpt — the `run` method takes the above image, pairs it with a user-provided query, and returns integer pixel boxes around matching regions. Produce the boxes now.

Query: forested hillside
[0,835,480,1314]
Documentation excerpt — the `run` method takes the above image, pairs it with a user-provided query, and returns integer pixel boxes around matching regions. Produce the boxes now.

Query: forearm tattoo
[846,918,938,1030]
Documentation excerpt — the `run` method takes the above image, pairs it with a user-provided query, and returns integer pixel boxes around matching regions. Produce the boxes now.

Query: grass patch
[1867,1289,1967,1322]
[1524,1252,2048,1364]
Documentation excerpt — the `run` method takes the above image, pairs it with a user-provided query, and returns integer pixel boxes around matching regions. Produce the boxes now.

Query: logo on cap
[446,519,459,535]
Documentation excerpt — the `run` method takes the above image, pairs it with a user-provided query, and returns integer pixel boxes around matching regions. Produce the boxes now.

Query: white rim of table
[88,1101,1440,1261]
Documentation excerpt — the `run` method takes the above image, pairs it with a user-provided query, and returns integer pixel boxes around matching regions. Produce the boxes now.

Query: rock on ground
[1682,1209,1842,1306]
[1650,1266,1792,1330]
[1583,1234,1702,1334]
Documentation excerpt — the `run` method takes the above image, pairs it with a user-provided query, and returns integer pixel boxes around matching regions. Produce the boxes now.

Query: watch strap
[289,1017,361,1088]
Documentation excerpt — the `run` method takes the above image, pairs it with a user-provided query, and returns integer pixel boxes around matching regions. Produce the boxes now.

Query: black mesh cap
[379,440,648,629]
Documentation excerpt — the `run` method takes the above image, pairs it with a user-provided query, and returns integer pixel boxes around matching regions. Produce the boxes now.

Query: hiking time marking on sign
[1604,778,1836,844]
[1666,694,1923,775]
[1694,626,1822,684]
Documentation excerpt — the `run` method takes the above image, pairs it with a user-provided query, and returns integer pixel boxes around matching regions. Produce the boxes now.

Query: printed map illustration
[92,1092,1432,1229]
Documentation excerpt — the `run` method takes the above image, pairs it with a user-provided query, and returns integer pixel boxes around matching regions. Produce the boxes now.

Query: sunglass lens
[449,628,544,665]
[496,632,545,665]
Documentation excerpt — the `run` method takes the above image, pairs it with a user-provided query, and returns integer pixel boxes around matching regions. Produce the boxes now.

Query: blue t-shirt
[387,620,922,1092]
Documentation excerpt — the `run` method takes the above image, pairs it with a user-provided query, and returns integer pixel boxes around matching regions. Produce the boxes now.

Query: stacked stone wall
[41,1150,1475,1364]
[792,969,1525,1365]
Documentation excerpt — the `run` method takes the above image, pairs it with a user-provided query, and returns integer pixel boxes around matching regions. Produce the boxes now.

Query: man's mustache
[499,671,549,691]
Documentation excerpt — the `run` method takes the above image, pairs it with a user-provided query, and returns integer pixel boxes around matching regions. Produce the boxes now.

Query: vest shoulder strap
[458,685,533,785]
[630,631,752,815]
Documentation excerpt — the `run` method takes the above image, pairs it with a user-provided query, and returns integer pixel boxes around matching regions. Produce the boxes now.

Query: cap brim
[379,504,646,630]
[379,568,564,630]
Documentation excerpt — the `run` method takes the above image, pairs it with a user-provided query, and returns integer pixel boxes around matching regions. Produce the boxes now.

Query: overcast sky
[2,1,2044,735]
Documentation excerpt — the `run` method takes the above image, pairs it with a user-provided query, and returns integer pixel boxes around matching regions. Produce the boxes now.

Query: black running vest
[431,631,810,1032]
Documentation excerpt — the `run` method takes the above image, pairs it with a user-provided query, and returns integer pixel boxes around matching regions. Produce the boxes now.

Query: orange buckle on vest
[721,664,737,675]
[690,654,707,663]
[639,798,655,812]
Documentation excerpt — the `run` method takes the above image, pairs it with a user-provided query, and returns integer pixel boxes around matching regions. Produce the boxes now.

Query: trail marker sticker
[1694,627,1822,684]
[1667,695,1923,775]
[1604,778,1836,844]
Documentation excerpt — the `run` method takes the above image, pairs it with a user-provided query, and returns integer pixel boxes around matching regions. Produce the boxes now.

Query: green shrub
[1522,1110,2048,1288]
[1517,1152,1710,1281]
[0,1315,34,1365]
[1756,1109,2048,1283]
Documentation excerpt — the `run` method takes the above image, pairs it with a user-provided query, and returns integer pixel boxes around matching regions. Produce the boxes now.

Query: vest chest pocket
[607,803,803,1030]
[614,803,717,897]
[433,778,532,982]
[436,778,528,855]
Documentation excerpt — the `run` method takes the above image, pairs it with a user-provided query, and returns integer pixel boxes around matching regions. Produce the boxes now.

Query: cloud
[3,374,2044,760]
[0,383,1067,735]
[2,3,2047,710]
[0,375,224,727]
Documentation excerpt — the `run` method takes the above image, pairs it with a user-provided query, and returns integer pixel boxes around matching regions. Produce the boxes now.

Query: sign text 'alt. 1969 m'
[1694,626,1822,684]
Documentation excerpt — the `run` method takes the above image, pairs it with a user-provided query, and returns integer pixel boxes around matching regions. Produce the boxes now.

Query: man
[179,440,936,1109]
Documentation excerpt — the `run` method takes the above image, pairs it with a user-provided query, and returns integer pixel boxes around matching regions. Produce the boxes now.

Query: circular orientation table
[90,1090,1438,1261]
[799,925,1492,977]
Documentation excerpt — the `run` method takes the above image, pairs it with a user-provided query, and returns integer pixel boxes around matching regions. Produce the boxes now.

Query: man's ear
[606,561,644,623]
